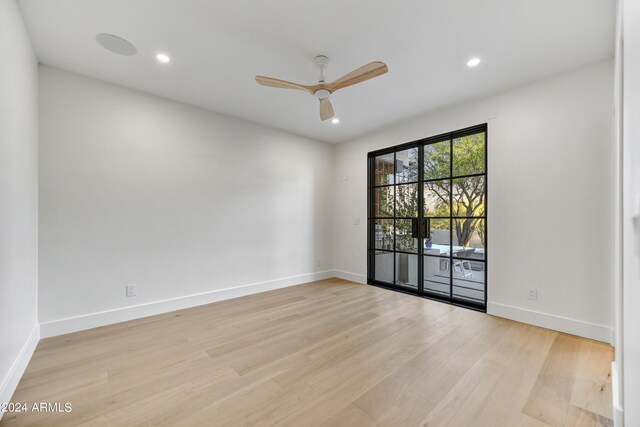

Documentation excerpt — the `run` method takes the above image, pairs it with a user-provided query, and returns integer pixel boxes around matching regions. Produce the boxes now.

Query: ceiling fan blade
[255,76,314,94]
[319,98,334,121]
[326,61,388,92]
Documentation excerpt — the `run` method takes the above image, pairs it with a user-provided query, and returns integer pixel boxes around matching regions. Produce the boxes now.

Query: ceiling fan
[255,55,388,121]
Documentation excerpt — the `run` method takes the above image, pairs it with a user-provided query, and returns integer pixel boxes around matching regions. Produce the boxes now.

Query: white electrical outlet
[353,218,361,225]
[126,284,137,297]
[527,288,537,300]
[315,259,321,268]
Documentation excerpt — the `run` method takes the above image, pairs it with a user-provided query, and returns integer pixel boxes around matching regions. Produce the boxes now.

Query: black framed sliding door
[367,124,487,311]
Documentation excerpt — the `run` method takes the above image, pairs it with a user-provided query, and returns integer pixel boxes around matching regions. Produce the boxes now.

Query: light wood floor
[1,279,613,427]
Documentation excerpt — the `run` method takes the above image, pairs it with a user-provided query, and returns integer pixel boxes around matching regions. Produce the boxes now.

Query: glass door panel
[373,251,394,284]
[453,133,485,176]
[452,260,485,305]
[395,147,419,183]
[425,218,451,257]
[424,256,450,296]
[452,176,485,218]
[424,141,450,180]
[373,187,394,218]
[395,184,418,218]
[396,219,418,253]
[373,219,394,251]
[452,219,485,260]
[374,153,395,185]
[394,150,419,289]
[396,253,418,289]
[424,180,450,217]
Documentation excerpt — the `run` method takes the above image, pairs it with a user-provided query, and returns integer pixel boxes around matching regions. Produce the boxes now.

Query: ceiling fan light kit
[255,55,388,121]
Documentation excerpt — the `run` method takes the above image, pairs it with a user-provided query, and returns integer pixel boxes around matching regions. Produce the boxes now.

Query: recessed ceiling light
[156,53,171,64]
[95,33,137,56]
[466,57,481,68]
[331,118,340,125]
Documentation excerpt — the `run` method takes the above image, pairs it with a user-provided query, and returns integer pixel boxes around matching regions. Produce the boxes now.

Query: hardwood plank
[523,334,613,427]
[409,315,510,406]
[352,320,477,419]
[372,391,435,427]
[570,339,614,418]
[419,357,506,427]
[456,322,556,427]
[564,405,614,427]
[319,404,376,427]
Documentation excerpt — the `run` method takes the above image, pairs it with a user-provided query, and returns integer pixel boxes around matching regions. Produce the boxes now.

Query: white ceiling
[18,0,614,143]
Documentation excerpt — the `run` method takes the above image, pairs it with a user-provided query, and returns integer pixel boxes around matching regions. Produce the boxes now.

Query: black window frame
[367,123,488,312]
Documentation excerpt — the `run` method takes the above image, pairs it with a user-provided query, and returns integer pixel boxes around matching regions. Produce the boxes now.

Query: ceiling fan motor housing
[314,89,331,99]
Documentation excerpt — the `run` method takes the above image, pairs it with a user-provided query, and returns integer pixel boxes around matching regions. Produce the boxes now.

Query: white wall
[0,0,40,410]
[38,66,335,336]
[335,60,615,342]
[621,0,640,424]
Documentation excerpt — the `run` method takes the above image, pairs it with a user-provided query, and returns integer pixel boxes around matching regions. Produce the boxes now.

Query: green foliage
[424,134,485,246]
[374,133,485,248]
[453,134,485,176]
[424,141,450,180]
[395,184,418,217]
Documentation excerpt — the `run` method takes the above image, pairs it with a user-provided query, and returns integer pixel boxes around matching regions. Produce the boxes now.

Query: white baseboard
[0,324,40,415]
[333,270,367,284]
[487,302,613,344]
[40,270,335,338]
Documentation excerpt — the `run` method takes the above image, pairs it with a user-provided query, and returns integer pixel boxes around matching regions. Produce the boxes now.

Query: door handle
[411,218,418,238]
